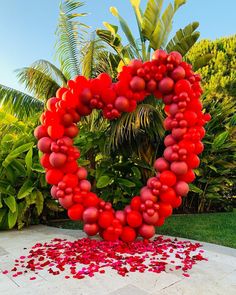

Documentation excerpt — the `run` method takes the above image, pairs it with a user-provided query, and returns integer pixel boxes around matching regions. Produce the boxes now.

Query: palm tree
[0,0,112,121]
[96,0,211,178]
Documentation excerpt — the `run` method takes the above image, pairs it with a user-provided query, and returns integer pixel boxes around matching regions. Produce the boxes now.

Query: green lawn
[156,210,236,249]
[48,210,236,249]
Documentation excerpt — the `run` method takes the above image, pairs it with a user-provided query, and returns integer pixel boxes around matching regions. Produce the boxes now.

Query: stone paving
[0,225,235,295]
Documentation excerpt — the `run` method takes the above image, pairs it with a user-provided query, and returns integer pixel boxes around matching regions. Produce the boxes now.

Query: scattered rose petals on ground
[2,236,207,281]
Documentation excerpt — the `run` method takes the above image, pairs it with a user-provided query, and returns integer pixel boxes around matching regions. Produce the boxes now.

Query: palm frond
[16,67,60,101]
[55,0,89,79]
[166,22,200,56]
[31,60,67,86]
[107,102,165,154]
[0,84,44,119]
[150,0,186,50]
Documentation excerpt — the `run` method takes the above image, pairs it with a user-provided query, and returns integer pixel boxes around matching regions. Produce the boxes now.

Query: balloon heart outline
[35,50,210,242]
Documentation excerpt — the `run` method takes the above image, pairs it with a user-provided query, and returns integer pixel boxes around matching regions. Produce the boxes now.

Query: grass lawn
[47,210,236,249]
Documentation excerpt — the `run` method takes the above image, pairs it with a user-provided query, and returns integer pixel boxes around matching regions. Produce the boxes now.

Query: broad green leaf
[97,175,113,188]
[25,191,37,206]
[117,178,136,187]
[103,22,118,35]
[3,196,16,213]
[32,163,45,173]
[17,180,34,199]
[0,180,15,195]
[0,196,2,208]
[2,142,34,168]
[193,53,213,71]
[25,147,33,176]
[109,6,141,58]
[11,159,26,175]
[142,0,164,40]
[0,208,7,224]
[166,22,200,54]
[189,184,203,194]
[35,191,44,215]
[130,0,143,35]
[8,205,18,229]
[212,131,229,149]
[174,0,186,11]
[131,166,141,179]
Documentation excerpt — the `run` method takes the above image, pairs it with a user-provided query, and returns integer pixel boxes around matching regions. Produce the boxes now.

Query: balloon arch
[35,50,210,242]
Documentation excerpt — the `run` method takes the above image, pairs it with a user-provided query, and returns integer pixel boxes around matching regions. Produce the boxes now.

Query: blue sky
[0,0,235,93]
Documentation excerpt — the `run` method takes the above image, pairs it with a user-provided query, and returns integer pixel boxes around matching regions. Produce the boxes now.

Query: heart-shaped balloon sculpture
[35,50,210,242]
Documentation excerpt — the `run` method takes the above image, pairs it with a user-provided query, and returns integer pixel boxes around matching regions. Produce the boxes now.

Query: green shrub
[0,113,62,229]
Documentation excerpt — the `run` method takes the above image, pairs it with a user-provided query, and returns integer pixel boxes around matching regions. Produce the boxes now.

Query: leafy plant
[181,36,236,212]
[0,115,62,229]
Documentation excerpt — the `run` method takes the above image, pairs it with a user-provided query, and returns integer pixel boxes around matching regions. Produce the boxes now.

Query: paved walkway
[0,225,235,295]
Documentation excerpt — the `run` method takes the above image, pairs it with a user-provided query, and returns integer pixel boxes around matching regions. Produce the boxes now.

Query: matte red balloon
[68,204,84,220]
[127,211,142,228]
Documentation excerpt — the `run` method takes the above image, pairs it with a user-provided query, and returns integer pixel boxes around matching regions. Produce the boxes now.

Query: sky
[0,0,235,93]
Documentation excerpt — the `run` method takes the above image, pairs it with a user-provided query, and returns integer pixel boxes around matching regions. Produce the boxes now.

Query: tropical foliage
[183,36,236,212]
[0,113,63,229]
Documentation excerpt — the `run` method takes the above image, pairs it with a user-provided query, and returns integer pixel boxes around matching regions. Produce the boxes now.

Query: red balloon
[34,125,48,139]
[158,77,174,94]
[171,66,185,81]
[50,185,58,199]
[37,137,52,153]
[114,96,130,112]
[103,229,119,241]
[63,173,78,188]
[40,154,52,169]
[186,154,200,169]
[139,224,155,239]
[160,188,176,203]
[154,157,169,172]
[140,187,157,202]
[115,210,126,225]
[68,204,84,220]
[59,194,74,209]
[64,125,79,138]
[83,207,99,223]
[77,167,88,180]
[130,196,141,211]
[46,169,64,185]
[174,181,189,196]
[172,196,182,208]
[194,141,204,154]
[170,161,188,176]
[126,211,142,228]
[174,79,191,95]
[83,192,99,208]
[143,212,159,225]
[49,152,67,168]
[155,216,165,227]
[130,76,145,92]
[47,125,65,140]
[152,49,167,63]
[98,211,114,229]
[159,203,173,217]
[62,161,78,174]
[160,171,177,186]
[84,223,99,236]
[120,226,136,242]
[179,169,196,183]
[79,180,91,192]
